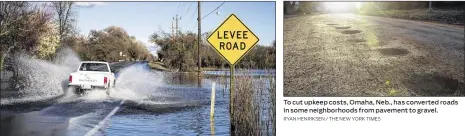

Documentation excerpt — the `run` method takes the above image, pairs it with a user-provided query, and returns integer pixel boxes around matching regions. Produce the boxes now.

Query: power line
[181,2,197,32]
[201,2,225,20]
[176,2,182,15]
[189,22,197,33]
[179,3,188,18]
[175,2,191,32]
[175,2,196,32]
[188,5,198,23]
[181,2,192,19]
[184,2,226,33]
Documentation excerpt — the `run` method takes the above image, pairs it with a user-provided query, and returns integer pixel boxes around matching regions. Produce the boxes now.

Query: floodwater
[1,60,275,136]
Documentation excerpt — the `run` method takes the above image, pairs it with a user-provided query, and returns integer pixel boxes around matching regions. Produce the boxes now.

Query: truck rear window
[79,63,109,72]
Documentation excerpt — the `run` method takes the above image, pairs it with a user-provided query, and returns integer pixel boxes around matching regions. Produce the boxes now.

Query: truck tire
[106,83,110,96]
[74,87,84,95]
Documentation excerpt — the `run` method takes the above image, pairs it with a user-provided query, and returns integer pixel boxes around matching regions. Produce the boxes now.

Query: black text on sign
[217,30,249,50]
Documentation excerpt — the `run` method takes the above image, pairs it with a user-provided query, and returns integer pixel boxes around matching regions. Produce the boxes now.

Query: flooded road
[1,61,275,136]
[284,14,464,96]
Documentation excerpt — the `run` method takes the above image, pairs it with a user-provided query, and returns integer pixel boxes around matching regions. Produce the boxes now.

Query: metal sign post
[206,14,259,135]
[230,64,234,115]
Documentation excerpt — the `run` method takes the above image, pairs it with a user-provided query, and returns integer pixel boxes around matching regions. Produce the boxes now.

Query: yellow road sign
[207,14,259,65]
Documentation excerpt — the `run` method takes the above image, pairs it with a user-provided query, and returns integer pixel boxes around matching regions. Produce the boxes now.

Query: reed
[232,71,275,136]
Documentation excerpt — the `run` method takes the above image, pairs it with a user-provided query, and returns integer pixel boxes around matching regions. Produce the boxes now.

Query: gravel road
[284,14,464,96]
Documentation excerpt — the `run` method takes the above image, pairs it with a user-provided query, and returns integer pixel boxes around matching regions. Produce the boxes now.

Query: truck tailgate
[71,72,109,86]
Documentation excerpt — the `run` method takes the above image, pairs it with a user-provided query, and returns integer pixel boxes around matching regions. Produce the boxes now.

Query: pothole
[434,76,462,91]
[335,26,351,29]
[378,48,409,56]
[326,23,338,26]
[405,74,464,96]
[351,39,366,43]
[341,30,361,34]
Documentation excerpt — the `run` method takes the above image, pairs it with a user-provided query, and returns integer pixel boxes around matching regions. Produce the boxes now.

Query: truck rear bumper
[68,84,107,90]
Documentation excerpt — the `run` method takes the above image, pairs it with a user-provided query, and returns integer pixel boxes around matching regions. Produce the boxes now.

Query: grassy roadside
[359,9,464,25]
[147,61,170,71]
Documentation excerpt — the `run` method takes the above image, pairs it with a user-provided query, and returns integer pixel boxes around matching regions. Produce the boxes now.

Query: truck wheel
[74,88,84,95]
[106,83,110,96]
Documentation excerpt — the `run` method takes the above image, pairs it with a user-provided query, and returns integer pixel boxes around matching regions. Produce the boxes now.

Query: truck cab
[68,61,115,95]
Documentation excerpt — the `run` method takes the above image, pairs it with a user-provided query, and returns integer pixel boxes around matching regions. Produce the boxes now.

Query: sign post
[206,14,259,134]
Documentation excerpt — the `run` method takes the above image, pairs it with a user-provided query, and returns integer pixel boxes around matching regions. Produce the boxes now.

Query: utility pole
[172,15,181,45]
[176,14,179,36]
[172,17,175,45]
[197,1,201,76]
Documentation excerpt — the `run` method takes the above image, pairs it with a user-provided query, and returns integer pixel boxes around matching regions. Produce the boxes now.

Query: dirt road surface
[284,14,464,97]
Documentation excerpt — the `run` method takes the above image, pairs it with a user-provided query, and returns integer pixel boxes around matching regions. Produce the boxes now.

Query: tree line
[1,2,274,73]
[68,26,154,62]
[0,2,154,73]
[149,30,275,72]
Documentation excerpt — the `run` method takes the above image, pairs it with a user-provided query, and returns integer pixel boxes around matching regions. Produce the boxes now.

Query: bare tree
[127,44,138,61]
[0,2,27,72]
[51,2,74,47]
[1,2,54,72]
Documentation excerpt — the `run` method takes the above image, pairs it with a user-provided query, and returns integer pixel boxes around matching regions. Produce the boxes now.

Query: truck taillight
[104,77,108,84]
[69,75,72,83]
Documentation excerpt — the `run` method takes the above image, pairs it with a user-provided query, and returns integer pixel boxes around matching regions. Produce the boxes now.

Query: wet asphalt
[0,61,140,136]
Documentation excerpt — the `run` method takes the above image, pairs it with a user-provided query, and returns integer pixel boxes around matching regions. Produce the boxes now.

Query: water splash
[82,89,110,101]
[53,48,82,70]
[111,64,164,101]
[57,63,166,103]
[108,64,206,112]
[1,48,81,105]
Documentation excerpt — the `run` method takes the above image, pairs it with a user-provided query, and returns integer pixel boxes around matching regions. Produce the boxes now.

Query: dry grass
[147,61,170,71]
[359,9,464,25]
[232,73,275,136]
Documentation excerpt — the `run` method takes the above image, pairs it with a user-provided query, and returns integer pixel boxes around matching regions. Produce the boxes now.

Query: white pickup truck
[68,61,115,95]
